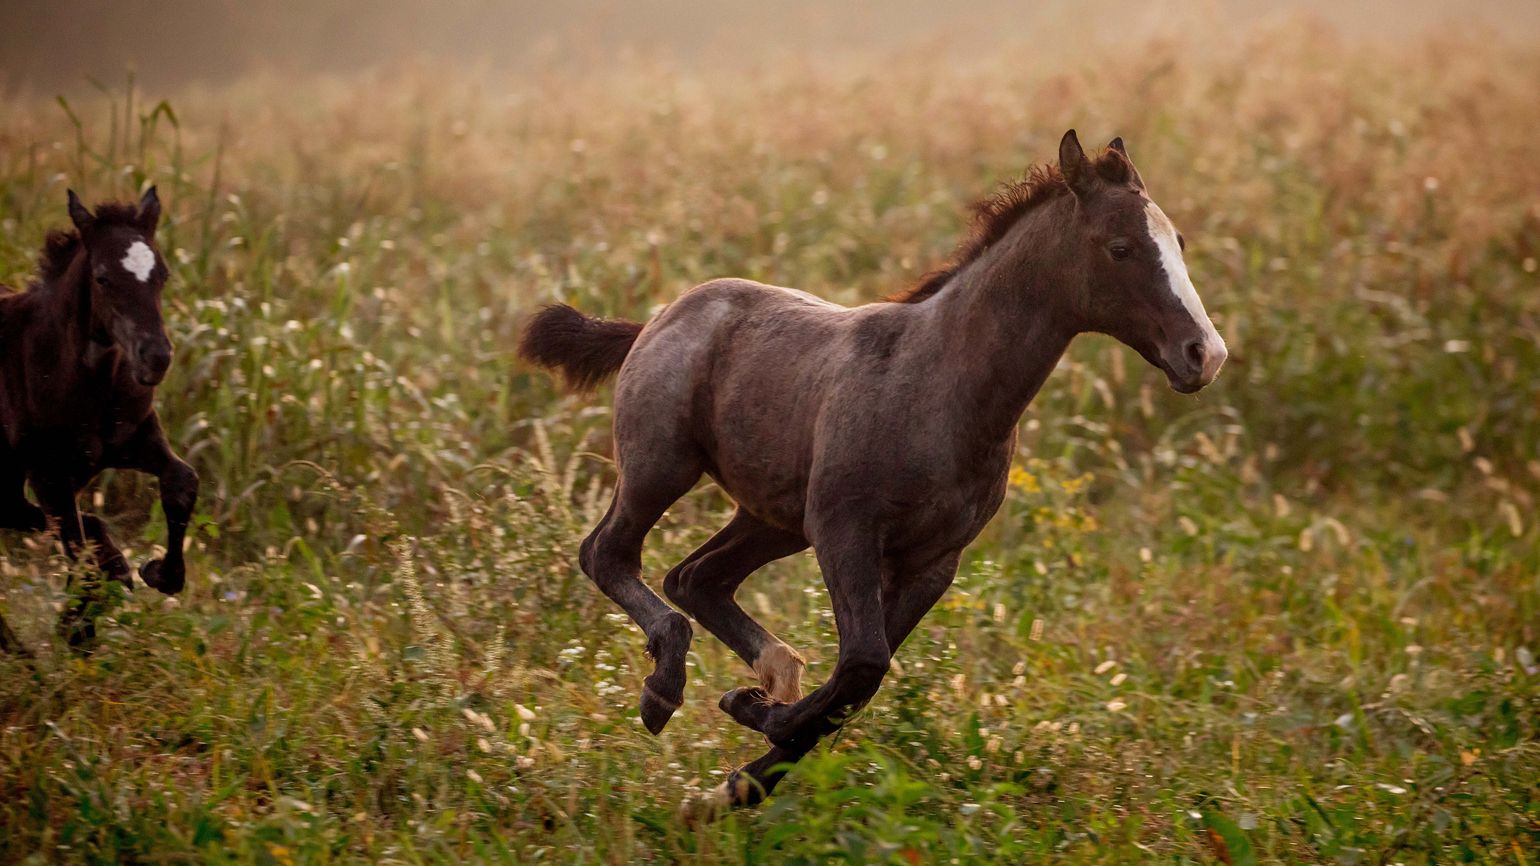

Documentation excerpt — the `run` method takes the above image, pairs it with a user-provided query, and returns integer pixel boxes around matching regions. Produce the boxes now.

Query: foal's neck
[34,248,95,370]
[922,199,1079,442]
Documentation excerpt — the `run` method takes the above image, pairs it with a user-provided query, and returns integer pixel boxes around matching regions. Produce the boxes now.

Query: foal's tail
[517,304,644,391]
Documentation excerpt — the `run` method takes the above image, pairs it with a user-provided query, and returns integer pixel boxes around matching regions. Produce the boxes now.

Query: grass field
[1,21,1538,864]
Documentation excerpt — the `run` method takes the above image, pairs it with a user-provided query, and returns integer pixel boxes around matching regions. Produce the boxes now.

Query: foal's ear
[135,186,162,234]
[67,189,95,232]
[1058,129,1096,198]
[1106,136,1145,188]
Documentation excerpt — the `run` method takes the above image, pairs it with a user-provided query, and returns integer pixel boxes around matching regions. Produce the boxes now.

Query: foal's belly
[16,431,108,487]
[702,409,818,535]
[707,467,810,535]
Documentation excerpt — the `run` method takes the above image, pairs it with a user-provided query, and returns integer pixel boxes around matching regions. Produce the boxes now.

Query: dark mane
[35,230,82,286]
[888,148,1137,304]
[34,201,145,287]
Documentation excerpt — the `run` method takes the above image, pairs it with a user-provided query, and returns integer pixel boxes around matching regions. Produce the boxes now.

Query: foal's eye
[1108,242,1132,261]
[95,276,109,286]
[1177,233,1187,252]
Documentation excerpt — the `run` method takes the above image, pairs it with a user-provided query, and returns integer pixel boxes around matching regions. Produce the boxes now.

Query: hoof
[680,781,734,828]
[719,685,777,734]
[104,561,134,591]
[723,768,768,808]
[639,613,691,735]
[639,683,682,735]
[680,770,771,828]
[139,559,185,595]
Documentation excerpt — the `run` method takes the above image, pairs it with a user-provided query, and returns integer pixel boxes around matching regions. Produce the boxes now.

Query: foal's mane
[33,202,144,288]
[888,148,1136,304]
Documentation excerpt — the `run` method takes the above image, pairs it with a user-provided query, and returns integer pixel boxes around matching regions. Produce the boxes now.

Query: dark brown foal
[519,130,1228,811]
[0,188,198,652]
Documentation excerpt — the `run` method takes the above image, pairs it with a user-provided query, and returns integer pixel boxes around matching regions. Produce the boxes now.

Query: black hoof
[724,768,769,808]
[680,769,768,827]
[638,613,691,735]
[104,562,134,591]
[139,559,185,595]
[640,683,681,734]
[719,686,776,733]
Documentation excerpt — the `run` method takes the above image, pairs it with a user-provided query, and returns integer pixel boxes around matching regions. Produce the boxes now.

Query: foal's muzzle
[135,340,173,386]
[1163,333,1228,394]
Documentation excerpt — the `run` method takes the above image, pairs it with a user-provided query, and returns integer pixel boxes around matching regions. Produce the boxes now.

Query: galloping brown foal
[0,188,197,654]
[520,131,1228,810]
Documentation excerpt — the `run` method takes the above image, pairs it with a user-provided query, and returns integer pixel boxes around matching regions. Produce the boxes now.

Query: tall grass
[1,23,1537,864]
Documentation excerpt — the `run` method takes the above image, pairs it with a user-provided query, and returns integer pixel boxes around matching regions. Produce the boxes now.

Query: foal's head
[1057,130,1227,393]
[66,187,174,387]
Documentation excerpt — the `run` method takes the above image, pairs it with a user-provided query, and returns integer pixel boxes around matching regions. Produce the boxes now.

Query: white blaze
[121,240,155,283]
[1144,203,1227,382]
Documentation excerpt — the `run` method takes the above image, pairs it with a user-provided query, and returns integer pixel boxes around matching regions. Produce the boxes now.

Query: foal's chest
[23,401,148,478]
[878,439,1015,555]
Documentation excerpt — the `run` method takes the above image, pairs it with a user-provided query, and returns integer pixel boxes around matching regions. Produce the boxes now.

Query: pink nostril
[1184,339,1206,372]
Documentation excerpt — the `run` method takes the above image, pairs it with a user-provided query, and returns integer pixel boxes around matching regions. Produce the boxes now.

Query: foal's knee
[578,526,639,587]
[163,461,198,517]
[837,651,890,704]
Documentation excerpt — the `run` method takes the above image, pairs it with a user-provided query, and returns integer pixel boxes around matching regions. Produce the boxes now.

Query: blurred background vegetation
[0,2,1536,863]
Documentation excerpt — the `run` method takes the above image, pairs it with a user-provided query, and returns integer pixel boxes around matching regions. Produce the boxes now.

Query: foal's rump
[520,278,865,531]
[614,279,851,529]
[619,279,848,422]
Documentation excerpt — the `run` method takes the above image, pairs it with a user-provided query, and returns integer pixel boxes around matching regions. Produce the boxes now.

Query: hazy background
[3,0,1537,93]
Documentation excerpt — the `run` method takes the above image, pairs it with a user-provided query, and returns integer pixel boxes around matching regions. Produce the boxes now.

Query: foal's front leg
[717,533,891,801]
[111,413,198,595]
[708,547,963,810]
[0,478,46,657]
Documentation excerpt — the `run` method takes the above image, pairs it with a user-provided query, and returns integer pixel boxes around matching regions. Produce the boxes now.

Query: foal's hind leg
[80,515,132,588]
[0,473,46,657]
[663,509,809,702]
[580,459,703,735]
[30,475,104,649]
